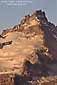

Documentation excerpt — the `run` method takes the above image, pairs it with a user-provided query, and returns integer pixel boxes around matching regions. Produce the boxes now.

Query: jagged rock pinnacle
[0,10,57,80]
[1,10,48,35]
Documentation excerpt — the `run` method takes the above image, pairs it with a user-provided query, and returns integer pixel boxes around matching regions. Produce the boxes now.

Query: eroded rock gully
[0,10,57,85]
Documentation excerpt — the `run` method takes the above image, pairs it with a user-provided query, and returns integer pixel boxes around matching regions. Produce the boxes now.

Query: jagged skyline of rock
[0,0,57,30]
[0,10,57,85]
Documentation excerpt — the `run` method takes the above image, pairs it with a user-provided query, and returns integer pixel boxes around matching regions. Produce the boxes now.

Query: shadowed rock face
[0,10,57,83]
[0,41,12,49]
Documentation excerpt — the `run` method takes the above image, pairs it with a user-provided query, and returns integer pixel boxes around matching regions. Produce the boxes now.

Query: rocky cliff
[0,10,57,85]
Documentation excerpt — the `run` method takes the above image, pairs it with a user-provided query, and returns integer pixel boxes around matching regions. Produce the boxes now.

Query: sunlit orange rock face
[0,10,57,78]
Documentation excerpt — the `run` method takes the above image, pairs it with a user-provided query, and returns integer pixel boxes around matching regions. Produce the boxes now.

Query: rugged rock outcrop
[0,10,57,85]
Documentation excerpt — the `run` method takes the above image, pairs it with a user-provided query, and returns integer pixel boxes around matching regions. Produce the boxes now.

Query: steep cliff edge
[0,10,57,85]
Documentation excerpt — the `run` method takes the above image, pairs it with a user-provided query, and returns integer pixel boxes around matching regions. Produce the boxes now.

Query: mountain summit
[0,10,57,84]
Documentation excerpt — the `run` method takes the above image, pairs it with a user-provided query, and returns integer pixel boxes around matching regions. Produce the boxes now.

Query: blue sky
[0,0,57,32]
